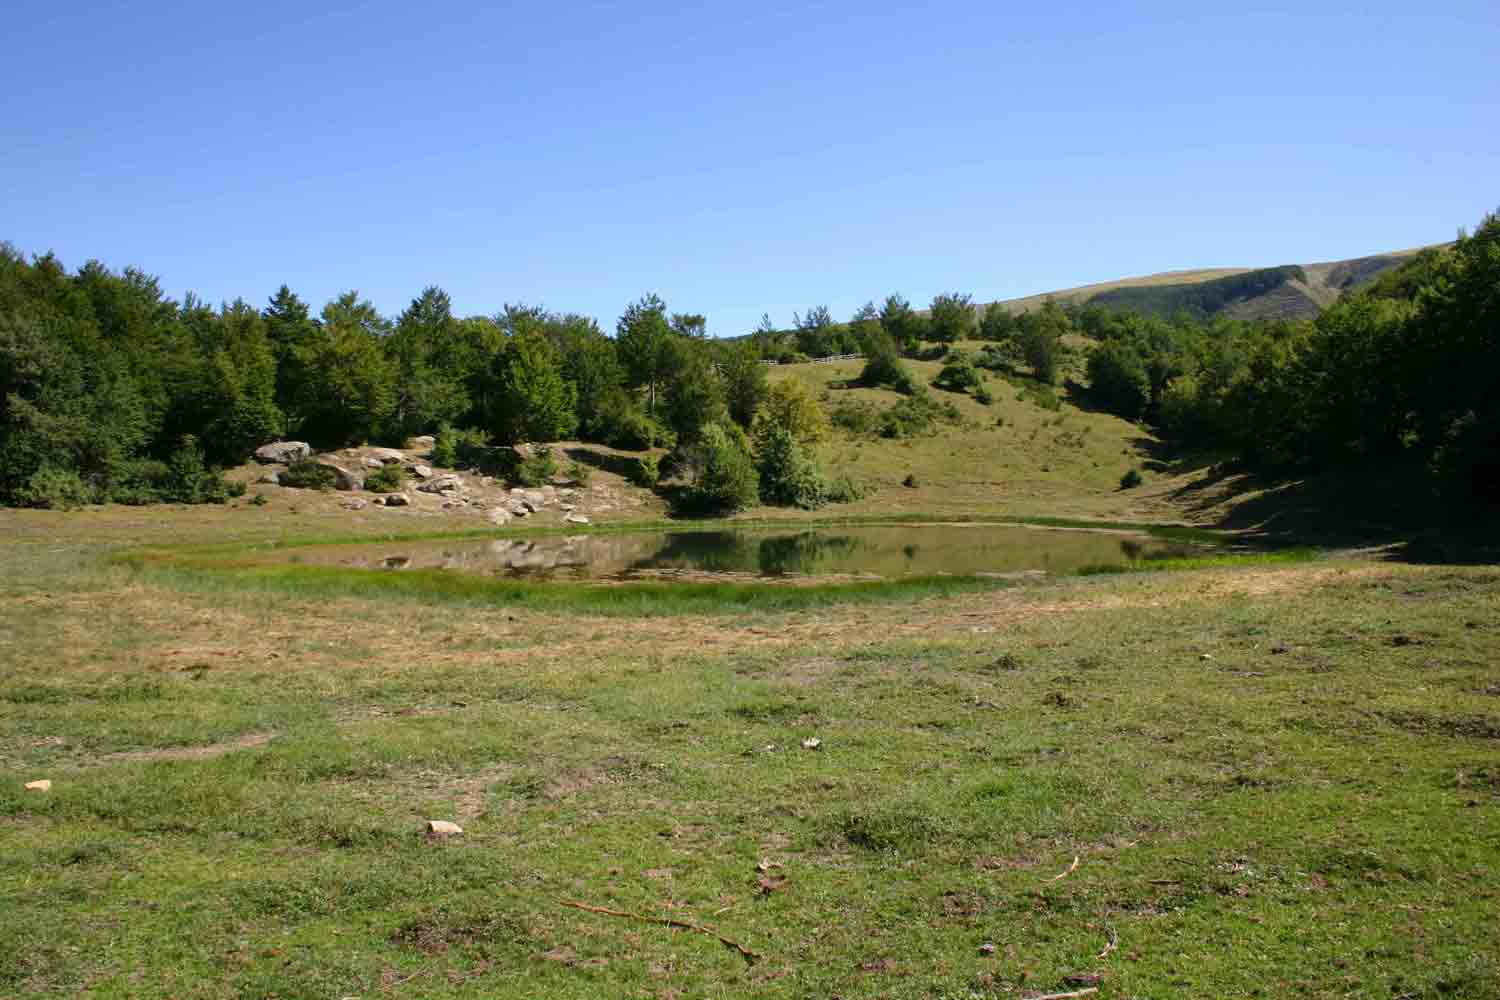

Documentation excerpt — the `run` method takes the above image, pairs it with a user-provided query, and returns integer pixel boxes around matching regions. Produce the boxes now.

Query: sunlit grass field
[3,506,1498,998]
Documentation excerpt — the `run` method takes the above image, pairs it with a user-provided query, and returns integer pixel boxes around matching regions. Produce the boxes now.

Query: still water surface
[284,524,1206,581]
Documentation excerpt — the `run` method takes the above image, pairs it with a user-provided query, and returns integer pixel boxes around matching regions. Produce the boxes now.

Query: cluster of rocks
[250,439,598,524]
[254,440,429,497]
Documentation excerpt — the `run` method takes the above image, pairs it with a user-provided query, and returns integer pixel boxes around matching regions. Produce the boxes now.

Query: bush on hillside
[753,379,831,445]
[678,421,758,515]
[976,342,1020,372]
[829,397,882,437]
[824,473,869,503]
[932,350,984,394]
[364,463,407,493]
[858,329,918,394]
[17,466,96,510]
[513,447,558,487]
[281,457,338,490]
[879,390,963,439]
[430,425,490,469]
[757,426,826,509]
[631,453,660,488]
[1087,341,1152,421]
[605,404,674,451]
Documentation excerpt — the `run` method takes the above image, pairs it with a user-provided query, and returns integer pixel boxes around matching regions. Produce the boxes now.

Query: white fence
[760,353,863,366]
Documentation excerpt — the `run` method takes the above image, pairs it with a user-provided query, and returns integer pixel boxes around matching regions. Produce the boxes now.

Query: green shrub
[281,458,337,491]
[1119,467,1144,490]
[514,447,558,487]
[859,330,918,394]
[157,436,236,504]
[566,459,592,486]
[902,473,918,488]
[249,492,267,507]
[932,350,983,394]
[431,425,490,469]
[974,385,994,405]
[364,463,406,493]
[824,474,869,503]
[606,407,673,451]
[631,453,660,488]
[1023,384,1063,411]
[679,422,758,515]
[18,466,96,509]
[879,390,963,439]
[109,459,171,506]
[976,342,1020,372]
[757,426,826,509]
[829,397,882,437]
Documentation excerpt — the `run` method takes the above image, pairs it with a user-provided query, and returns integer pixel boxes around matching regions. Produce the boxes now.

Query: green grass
[135,559,1030,615]
[769,357,1155,519]
[3,519,1498,998]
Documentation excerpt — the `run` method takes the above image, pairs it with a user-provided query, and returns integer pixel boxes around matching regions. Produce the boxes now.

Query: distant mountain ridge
[990,246,1441,321]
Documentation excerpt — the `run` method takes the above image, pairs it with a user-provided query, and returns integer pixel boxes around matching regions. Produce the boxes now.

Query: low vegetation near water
[2,517,1499,998]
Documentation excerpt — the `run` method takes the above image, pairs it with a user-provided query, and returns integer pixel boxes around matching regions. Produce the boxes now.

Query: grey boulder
[254,441,311,465]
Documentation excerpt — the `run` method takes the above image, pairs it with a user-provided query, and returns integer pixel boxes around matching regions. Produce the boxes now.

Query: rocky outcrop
[318,462,363,491]
[254,441,311,464]
[418,474,462,494]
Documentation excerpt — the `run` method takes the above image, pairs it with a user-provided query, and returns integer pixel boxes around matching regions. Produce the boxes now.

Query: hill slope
[991,247,1437,321]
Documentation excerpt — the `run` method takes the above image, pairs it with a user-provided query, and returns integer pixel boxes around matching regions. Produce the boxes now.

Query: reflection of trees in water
[629,531,866,576]
[630,532,760,573]
[756,533,863,575]
[1120,537,1211,564]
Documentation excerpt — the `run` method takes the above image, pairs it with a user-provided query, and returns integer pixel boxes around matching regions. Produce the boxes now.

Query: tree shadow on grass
[561,445,642,480]
[1159,451,1500,564]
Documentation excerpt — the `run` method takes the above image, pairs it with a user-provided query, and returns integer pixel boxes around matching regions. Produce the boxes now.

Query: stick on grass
[1044,855,1081,883]
[559,899,761,963]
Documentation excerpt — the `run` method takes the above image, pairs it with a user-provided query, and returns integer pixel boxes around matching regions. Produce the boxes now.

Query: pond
[280,523,1209,582]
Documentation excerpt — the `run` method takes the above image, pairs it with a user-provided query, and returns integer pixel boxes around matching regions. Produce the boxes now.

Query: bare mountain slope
[990,246,1438,321]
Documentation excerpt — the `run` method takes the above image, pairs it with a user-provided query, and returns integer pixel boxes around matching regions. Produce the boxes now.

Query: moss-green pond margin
[111,514,1315,616]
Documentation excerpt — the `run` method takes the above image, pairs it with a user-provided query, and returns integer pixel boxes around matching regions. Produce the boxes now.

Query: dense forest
[2,211,1495,518]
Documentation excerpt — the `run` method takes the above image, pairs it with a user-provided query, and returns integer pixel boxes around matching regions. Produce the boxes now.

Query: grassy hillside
[988,248,1435,321]
[766,352,1166,522]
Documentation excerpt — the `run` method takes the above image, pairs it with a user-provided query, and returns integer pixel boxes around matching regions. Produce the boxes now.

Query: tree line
[4,210,1493,516]
[1078,212,1499,513]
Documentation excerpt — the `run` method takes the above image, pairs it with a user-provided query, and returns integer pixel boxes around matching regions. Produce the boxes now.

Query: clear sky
[3,1,1495,334]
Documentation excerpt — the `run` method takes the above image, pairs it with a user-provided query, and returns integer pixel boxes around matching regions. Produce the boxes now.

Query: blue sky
[3,1,1495,333]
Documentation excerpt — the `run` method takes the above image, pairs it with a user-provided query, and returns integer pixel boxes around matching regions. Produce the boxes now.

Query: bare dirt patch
[101,732,274,763]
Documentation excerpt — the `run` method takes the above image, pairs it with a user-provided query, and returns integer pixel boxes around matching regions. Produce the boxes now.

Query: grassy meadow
[775,352,1174,523]
[2,386,1498,998]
